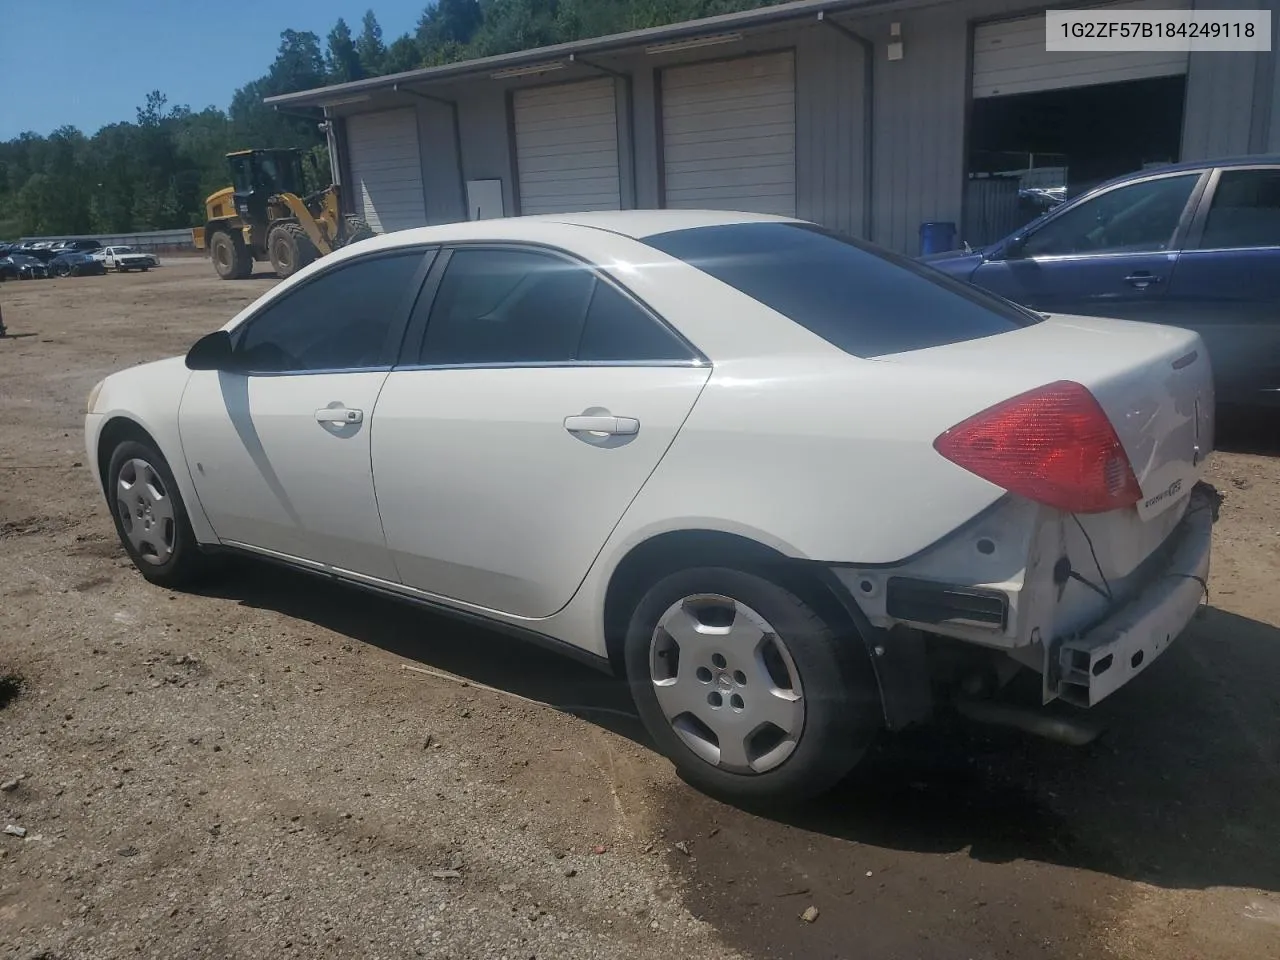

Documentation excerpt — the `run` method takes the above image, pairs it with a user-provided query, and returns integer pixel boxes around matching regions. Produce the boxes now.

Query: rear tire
[267,222,318,279]
[106,439,211,588]
[624,566,881,805]
[209,230,251,280]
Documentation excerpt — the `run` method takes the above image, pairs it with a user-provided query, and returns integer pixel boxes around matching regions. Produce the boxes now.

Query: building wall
[416,98,466,223]
[332,0,1278,253]
[1181,0,1264,160]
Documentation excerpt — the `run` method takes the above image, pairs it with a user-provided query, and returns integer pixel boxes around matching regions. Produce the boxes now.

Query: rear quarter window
[641,222,1040,357]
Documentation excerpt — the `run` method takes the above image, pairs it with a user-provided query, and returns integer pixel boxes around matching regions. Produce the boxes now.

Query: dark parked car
[22,245,62,263]
[0,254,50,280]
[48,250,107,277]
[925,156,1280,409]
[50,239,103,253]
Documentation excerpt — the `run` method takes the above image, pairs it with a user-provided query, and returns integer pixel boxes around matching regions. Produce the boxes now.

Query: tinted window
[641,222,1038,358]
[418,248,595,364]
[1021,174,1199,257]
[1198,169,1280,250]
[577,280,693,362]
[234,252,424,373]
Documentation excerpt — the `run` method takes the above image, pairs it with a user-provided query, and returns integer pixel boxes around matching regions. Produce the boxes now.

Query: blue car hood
[918,248,988,280]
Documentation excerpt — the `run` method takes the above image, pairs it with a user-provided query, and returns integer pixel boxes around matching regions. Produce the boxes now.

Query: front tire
[267,222,317,279]
[625,566,881,805]
[341,214,376,245]
[106,439,210,588]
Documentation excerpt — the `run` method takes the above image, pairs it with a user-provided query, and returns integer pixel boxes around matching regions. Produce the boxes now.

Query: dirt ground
[1,260,1278,960]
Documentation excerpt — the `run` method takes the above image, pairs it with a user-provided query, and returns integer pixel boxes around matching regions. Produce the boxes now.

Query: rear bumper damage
[1049,481,1216,707]
[832,482,1219,726]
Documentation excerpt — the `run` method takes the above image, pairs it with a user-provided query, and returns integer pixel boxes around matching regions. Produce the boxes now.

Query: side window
[1198,169,1280,250]
[418,248,595,364]
[234,252,424,373]
[577,280,694,362]
[1020,174,1199,257]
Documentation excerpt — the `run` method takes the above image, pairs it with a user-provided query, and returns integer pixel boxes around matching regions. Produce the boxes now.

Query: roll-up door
[973,0,1190,98]
[661,51,796,216]
[513,79,622,215]
[345,108,427,232]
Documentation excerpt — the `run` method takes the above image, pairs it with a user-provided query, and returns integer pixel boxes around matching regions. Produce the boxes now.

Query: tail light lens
[933,380,1141,514]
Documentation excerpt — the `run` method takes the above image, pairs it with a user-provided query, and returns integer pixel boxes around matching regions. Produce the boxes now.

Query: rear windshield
[641,222,1041,357]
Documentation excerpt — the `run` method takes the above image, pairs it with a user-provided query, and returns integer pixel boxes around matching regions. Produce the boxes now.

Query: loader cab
[227,149,306,223]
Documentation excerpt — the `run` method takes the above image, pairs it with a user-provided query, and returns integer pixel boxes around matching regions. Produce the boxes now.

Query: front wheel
[341,214,376,245]
[106,439,211,588]
[267,222,318,279]
[624,567,882,805]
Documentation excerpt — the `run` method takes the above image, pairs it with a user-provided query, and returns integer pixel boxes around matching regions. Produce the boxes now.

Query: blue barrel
[919,221,958,255]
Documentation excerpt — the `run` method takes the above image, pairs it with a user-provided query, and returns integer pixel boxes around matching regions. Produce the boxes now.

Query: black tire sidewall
[268,227,296,277]
[624,566,881,804]
[106,439,205,587]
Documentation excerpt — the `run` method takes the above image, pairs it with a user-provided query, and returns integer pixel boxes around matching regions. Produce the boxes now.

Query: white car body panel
[100,246,156,269]
[178,369,398,581]
[372,365,711,619]
[84,209,1215,710]
[84,356,216,543]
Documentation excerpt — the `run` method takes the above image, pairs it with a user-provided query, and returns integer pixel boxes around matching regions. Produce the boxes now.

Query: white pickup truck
[96,246,158,273]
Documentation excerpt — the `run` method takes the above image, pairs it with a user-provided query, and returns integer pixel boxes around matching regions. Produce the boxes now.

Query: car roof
[520,209,800,239]
[342,210,803,260]
[1089,153,1280,191]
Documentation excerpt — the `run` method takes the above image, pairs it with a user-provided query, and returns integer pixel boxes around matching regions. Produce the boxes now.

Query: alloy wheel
[115,458,176,565]
[650,594,805,774]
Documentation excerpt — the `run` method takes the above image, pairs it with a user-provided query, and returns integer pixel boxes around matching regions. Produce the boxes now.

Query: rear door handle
[1124,272,1163,289]
[315,407,363,424]
[564,415,639,436]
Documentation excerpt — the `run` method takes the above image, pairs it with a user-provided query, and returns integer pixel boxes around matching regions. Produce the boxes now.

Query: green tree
[327,18,365,83]
[418,0,484,50]
[356,9,388,74]
[383,35,423,74]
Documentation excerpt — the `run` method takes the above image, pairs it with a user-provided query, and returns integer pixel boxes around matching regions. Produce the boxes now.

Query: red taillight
[933,380,1142,514]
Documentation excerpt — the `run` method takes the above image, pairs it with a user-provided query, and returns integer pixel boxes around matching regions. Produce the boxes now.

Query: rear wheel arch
[602,529,858,675]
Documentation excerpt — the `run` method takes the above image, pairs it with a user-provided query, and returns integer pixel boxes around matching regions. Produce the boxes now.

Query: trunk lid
[888,314,1214,521]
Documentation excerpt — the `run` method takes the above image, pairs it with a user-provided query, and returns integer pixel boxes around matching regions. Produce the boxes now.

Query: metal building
[266,0,1280,254]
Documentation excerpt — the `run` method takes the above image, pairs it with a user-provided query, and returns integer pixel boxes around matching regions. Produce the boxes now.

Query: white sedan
[84,210,1217,803]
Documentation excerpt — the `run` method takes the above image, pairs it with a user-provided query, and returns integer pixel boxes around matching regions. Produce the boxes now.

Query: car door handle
[564,415,639,436]
[315,407,363,424]
[1124,272,1163,289]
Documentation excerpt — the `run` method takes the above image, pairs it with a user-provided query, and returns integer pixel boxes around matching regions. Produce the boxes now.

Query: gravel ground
[1,261,1278,960]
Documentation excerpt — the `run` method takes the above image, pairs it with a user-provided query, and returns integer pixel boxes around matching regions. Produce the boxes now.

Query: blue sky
[0,1,425,140]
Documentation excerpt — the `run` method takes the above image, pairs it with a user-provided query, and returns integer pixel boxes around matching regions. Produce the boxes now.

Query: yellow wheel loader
[191,148,375,280]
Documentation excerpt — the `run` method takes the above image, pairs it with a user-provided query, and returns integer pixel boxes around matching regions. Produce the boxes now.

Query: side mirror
[999,235,1028,261]
[185,330,235,371]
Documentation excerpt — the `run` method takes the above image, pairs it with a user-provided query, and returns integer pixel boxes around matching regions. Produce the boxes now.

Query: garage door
[661,52,795,217]
[345,108,427,233]
[514,79,621,215]
[973,0,1190,98]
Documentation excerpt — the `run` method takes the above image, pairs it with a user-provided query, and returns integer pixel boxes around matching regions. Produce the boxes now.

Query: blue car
[48,250,107,278]
[925,156,1280,410]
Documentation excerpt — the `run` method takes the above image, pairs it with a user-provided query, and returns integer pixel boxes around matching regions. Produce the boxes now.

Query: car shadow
[197,558,646,742]
[680,605,1280,895]
[1215,407,1280,455]
[200,560,1280,895]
